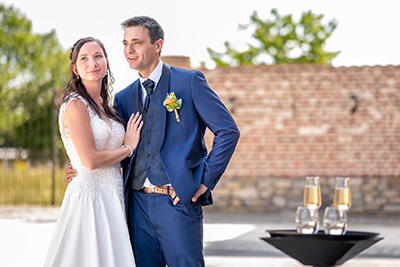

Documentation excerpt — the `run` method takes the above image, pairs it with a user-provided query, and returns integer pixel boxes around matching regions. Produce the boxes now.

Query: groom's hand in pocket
[171,191,180,206]
[192,184,208,202]
[64,163,77,183]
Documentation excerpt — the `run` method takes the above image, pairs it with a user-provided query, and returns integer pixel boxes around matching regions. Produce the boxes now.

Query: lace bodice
[59,94,125,205]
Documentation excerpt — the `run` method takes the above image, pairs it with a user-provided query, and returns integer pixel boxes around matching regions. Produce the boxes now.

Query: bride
[44,37,142,267]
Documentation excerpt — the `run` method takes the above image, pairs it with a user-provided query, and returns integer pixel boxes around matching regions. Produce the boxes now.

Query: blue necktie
[142,79,155,111]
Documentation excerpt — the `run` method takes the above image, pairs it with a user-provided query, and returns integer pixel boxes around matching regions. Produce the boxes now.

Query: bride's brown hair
[61,37,123,124]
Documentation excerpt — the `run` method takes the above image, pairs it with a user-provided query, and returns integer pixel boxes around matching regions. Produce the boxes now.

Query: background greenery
[0,164,67,205]
[208,8,339,66]
[0,4,69,158]
[0,4,69,205]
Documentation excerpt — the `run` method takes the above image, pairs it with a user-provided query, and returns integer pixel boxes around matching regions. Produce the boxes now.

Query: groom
[66,16,239,267]
[117,16,239,267]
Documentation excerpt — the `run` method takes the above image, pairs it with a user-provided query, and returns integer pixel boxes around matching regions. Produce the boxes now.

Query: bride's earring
[73,70,80,80]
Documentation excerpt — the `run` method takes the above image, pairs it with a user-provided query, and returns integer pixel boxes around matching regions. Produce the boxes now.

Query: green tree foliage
[208,9,340,66]
[0,4,69,161]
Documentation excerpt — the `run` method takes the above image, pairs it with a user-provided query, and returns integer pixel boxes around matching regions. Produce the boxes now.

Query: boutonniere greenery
[163,92,182,122]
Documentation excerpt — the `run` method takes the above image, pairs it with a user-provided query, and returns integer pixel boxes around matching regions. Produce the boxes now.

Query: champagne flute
[333,177,351,212]
[303,176,322,211]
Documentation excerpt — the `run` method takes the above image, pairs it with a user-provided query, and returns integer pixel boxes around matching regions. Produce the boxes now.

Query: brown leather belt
[140,186,175,196]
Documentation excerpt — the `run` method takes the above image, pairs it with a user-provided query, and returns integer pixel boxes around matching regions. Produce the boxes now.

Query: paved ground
[0,205,399,266]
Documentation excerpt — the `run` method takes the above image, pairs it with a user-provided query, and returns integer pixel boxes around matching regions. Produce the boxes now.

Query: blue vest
[130,86,170,190]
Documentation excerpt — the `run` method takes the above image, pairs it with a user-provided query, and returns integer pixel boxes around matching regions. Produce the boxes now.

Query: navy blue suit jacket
[114,63,240,206]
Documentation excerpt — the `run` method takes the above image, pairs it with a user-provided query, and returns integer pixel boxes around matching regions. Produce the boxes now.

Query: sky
[2,0,400,92]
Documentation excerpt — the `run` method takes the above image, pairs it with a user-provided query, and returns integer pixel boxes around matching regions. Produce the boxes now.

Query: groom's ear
[155,39,163,54]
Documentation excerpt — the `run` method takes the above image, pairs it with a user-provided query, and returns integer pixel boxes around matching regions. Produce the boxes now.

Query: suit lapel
[131,80,141,116]
[157,63,171,149]
[127,80,141,167]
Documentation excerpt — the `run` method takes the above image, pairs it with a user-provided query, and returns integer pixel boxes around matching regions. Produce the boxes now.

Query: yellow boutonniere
[163,92,182,122]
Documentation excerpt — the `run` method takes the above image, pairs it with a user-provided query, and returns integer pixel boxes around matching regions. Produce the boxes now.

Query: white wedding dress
[44,94,135,267]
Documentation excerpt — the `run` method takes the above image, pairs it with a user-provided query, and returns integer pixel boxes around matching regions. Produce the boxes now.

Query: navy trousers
[127,188,204,267]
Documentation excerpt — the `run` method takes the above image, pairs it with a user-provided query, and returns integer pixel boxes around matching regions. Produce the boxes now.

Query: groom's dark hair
[121,16,164,45]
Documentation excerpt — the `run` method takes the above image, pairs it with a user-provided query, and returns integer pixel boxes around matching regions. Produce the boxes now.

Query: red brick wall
[200,64,400,179]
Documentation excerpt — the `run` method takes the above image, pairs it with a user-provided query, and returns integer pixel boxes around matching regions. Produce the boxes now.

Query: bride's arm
[63,99,142,170]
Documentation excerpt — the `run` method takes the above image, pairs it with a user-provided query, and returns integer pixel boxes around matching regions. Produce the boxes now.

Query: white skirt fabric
[44,184,135,267]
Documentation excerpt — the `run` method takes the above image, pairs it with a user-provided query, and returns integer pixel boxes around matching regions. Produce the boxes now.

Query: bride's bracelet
[122,144,134,157]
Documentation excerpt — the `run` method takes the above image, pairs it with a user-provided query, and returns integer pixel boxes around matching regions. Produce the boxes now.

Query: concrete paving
[0,205,399,267]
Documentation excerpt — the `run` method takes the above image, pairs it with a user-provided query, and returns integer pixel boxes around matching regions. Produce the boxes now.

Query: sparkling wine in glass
[303,176,322,211]
[333,177,351,212]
